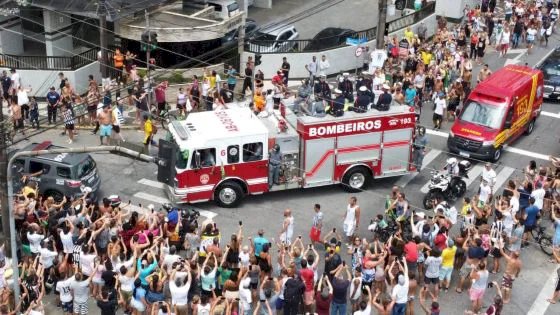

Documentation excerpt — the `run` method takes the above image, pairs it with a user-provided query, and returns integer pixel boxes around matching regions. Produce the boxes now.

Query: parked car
[248,25,299,53]
[10,141,101,201]
[303,27,356,52]
[222,18,258,44]
[538,47,560,100]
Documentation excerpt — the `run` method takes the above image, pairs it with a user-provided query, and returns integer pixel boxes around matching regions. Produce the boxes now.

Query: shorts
[131,298,145,312]
[424,276,439,285]
[469,287,485,301]
[524,224,536,232]
[433,113,443,121]
[177,102,186,109]
[100,124,112,137]
[303,290,314,305]
[501,274,514,289]
[61,301,73,313]
[501,43,509,51]
[527,39,535,45]
[459,264,472,278]
[73,301,88,315]
[121,290,132,303]
[112,124,120,133]
[65,124,74,131]
[491,247,502,258]
[343,222,355,237]
[439,266,453,282]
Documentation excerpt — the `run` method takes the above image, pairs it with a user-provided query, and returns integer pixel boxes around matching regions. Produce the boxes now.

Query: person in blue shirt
[253,229,269,259]
[46,87,61,124]
[405,85,417,106]
[226,65,238,94]
[523,197,540,246]
[137,251,158,287]
[552,206,560,263]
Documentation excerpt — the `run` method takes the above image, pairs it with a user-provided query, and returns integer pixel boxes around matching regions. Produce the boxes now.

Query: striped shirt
[73,245,82,267]
[312,211,323,228]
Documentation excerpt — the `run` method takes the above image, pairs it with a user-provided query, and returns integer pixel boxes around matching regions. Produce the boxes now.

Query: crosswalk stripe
[493,166,516,193]
[420,163,485,194]
[527,268,558,315]
[138,178,166,189]
[395,149,442,188]
[133,192,171,205]
[463,164,485,188]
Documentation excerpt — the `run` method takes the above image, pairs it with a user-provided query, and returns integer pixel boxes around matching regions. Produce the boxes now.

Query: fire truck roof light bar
[172,121,189,140]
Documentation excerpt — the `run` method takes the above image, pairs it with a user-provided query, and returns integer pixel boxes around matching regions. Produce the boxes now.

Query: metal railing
[0,47,99,70]
[245,2,435,54]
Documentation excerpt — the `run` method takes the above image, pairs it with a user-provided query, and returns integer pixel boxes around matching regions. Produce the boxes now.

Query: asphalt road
[8,18,560,315]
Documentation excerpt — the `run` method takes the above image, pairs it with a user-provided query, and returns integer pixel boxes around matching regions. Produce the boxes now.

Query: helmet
[446,157,458,166]
[273,144,280,152]
[417,125,426,136]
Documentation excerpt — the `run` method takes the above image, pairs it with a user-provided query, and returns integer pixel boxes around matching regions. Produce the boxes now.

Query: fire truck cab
[159,105,416,207]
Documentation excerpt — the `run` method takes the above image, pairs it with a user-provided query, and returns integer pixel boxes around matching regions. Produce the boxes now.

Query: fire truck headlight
[482,140,495,146]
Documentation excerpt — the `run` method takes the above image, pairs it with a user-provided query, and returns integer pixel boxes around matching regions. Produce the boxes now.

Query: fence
[246,2,435,54]
[0,47,98,71]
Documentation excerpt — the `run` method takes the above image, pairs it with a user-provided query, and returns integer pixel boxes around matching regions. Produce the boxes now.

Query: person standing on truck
[269,144,282,188]
[412,126,428,171]
[433,92,447,130]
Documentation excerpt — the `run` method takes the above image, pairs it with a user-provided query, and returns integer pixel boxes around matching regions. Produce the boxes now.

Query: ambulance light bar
[171,121,189,140]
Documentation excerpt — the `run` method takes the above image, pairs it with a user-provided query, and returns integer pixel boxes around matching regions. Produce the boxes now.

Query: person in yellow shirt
[404,26,415,44]
[142,114,154,153]
[439,239,457,292]
[253,89,265,113]
[421,49,432,70]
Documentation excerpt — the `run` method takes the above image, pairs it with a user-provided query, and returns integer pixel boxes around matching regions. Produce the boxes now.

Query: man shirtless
[406,272,418,315]
[372,288,396,315]
[499,242,522,304]
[97,105,113,145]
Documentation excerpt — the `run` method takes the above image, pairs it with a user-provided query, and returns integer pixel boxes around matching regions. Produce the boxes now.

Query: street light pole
[99,0,109,79]
[145,9,152,107]
[376,0,388,50]
[6,146,159,305]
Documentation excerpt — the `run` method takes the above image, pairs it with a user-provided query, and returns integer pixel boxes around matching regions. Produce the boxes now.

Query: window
[191,148,216,168]
[278,31,292,41]
[29,161,50,175]
[227,145,239,164]
[176,149,189,169]
[77,157,96,178]
[243,142,263,162]
[57,167,71,178]
[13,159,25,173]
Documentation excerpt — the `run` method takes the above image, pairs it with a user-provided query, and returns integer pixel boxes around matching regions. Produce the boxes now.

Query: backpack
[283,278,304,303]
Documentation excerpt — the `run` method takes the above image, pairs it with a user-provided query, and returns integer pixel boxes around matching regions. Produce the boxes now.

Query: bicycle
[530,224,554,256]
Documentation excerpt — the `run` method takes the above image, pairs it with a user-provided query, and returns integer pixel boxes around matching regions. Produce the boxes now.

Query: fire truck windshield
[459,100,506,130]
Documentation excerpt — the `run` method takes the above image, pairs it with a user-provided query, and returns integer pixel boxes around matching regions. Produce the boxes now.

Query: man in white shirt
[391,257,409,314]
[478,179,492,206]
[9,68,21,94]
[56,274,76,315]
[162,246,182,272]
[433,92,447,130]
[170,265,192,314]
[531,182,546,210]
[369,49,387,75]
[305,56,318,84]
[319,55,330,76]
[71,270,95,315]
[239,277,253,314]
[27,228,45,256]
[481,163,497,194]
[39,241,58,270]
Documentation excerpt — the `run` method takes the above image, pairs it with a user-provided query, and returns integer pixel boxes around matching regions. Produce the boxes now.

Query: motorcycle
[422,159,472,210]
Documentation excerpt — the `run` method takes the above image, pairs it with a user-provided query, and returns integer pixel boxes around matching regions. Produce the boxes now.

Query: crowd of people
[3,1,560,315]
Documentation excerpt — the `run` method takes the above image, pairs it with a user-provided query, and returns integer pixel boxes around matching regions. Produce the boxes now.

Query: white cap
[362,71,370,76]
[334,88,342,94]
[359,86,367,92]
[147,204,155,210]
[343,72,349,76]
[382,83,390,90]
[416,212,426,219]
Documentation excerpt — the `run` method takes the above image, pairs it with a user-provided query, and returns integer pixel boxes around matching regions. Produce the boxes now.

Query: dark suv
[11,141,101,201]
[538,47,560,99]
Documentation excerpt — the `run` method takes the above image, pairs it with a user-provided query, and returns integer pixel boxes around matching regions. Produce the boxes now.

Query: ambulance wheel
[525,119,535,135]
[215,182,244,208]
[492,147,502,162]
[342,167,371,192]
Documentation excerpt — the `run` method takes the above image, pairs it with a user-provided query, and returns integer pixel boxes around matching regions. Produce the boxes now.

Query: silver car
[248,25,300,53]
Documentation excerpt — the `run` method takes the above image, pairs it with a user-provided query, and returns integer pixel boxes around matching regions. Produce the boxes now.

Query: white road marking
[493,166,516,192]
[426,129,549,161]
[395,149,441,188]
[138,178,166,189]
[535,46,557,67]
[463,164,485,188]
[133,192,171,205]
[541,111,560,119]
[505,48,528,66]
[527,268,558,315]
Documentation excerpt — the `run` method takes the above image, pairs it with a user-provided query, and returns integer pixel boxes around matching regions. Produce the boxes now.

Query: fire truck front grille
[455,136,482,151]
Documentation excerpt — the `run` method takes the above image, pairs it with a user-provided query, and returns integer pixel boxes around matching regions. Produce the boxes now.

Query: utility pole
[99,0,109,79]
[145,9,152,107]
[238,0,247,55]
[0,98,9,250]
[376,0,388,49]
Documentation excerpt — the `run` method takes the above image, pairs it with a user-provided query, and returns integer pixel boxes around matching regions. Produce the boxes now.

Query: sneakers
[67,139,73,144]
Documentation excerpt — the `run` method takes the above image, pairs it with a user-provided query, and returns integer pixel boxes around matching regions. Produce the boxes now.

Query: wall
[436,0,478,20]
[0,16,24,55]
[240,12,437,80]
[0,61,101,98]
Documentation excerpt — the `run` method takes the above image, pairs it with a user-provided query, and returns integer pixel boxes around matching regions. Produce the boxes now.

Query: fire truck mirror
[194,151,202,169]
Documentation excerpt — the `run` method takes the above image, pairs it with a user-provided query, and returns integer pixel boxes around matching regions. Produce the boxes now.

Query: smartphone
[239,220,243,226]
[354,248,358,253]
[197,246,200,251]
[342,261,346,266]
[333,228,336,233]
[298,235,302,239]
[308,244,312,249]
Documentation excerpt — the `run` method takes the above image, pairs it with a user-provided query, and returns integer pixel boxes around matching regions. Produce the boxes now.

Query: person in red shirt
[404,237,419,274]
[434,226,449,251]
[299,259,315,313]
[271,70,284,87]
[315,274,333,315]
[154,81,168,116]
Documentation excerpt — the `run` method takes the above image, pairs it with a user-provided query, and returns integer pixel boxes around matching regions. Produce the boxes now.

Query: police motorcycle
[163,203,201,249]
[422,157,471,210]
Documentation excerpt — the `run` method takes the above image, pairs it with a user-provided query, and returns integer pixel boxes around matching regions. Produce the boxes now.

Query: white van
[207,0,240,20]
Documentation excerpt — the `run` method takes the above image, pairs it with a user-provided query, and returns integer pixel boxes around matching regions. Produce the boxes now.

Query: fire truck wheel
[525,119,535,135]
[215,181,244,208]
[342,167,371,192]
[492,147,502,162]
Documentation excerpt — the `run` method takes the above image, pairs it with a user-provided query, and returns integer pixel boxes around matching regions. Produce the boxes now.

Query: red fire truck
[158,106,417,207]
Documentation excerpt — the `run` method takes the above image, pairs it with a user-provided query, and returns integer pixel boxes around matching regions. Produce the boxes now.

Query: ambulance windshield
[459,100,506,130]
